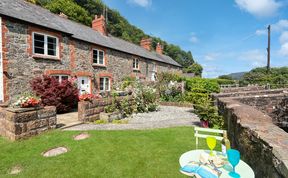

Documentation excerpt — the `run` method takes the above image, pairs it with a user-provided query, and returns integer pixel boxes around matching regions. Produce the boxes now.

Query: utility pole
[267,25,271,72]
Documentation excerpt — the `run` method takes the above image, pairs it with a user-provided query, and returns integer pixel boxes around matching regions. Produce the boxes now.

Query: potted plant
[13,93,41,108]
[79,93,102,102]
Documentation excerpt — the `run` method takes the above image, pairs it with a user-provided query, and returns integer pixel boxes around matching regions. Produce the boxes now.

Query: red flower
[79,93,102,101]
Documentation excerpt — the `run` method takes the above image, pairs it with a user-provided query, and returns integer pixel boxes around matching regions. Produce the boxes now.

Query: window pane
[61,76,69,81]
[105,78,110,91]
[34,34,44,54]
[100,78,104,91]
[34,47,44,54]
[133,59,136,68]
[93,50,98,64]
[52,76,60,82]
[99,51,104,64]
[47,36,57,56]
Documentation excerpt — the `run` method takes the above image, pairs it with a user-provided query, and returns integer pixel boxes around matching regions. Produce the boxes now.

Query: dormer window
[33,32,59,57]
[93,49,105,65]
[133,58,139,70]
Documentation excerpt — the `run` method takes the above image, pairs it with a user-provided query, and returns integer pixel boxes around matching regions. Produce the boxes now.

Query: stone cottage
[0,0,182,102]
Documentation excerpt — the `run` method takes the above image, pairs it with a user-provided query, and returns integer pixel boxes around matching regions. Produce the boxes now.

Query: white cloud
[279,31,288,56]
[127,0,152,7]
[202,64,224,78]
[238,49,266,67]
[280,31,288,44]
[255,29,266,35]
[273,20,288,32]
[203,53,220,61]
[235,0,282,17]
[189,33,198,44]
[279,43,288,56]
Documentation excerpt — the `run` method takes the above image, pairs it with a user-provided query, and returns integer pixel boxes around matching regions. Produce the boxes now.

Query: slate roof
[0,0,182,67]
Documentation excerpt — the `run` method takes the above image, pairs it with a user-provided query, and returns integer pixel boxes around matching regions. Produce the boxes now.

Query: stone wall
[236,94,286,117]
[0,106,56,140]
[78,96,133,122]
[2,18,181,102]
[214,88,287,98]
[214,91,288,178]
[220,85,266,93]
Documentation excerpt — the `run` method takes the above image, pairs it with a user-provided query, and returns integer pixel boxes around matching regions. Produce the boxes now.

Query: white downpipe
[0,16,4,102]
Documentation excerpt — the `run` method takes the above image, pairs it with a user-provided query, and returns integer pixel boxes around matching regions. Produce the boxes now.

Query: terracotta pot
[200,120,209,128]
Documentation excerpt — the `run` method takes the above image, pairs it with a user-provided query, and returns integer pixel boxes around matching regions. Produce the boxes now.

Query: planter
[200,120,209,128]
[99,112,123,122]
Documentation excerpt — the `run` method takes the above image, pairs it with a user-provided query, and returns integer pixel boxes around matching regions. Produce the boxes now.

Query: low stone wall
[220,85,266,93]
[214,88,287,98]
[78,96,133,122]
[215,96,288,178]
[236,94,286,117]
[0,106,57,140]
[159,101,193,108]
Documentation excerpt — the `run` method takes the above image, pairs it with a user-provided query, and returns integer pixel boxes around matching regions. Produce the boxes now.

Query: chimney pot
[59,12,68,19]
[156,42,163,54]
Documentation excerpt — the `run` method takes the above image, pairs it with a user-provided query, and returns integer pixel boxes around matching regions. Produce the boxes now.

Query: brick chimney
[140,38,152,51]
[92,15,107,35]
[156,43,163,54]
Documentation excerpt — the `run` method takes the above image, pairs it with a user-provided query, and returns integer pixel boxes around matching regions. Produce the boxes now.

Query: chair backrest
[194,127,226,149]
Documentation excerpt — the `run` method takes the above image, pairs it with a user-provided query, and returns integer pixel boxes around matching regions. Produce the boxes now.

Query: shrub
[121,76,136,90]
[120,97,136,117]
[134,82,158,112]
[185,77,220,93]
[214,79,236,86]
[30,75,79,114]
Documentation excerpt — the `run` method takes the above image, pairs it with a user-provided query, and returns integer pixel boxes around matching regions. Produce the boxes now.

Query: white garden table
[179,150,255,178]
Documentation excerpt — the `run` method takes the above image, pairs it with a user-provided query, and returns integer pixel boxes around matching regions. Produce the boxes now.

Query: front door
[78,76,90,95]
[0,17,4,102]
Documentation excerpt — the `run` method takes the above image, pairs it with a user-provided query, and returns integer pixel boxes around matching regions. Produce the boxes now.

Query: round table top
[179,150,255,178]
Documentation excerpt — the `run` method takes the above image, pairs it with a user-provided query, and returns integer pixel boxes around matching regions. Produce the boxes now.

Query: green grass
[0,127,220,178]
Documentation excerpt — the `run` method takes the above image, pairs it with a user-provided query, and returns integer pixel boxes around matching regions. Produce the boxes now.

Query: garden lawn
[0,127,220,178]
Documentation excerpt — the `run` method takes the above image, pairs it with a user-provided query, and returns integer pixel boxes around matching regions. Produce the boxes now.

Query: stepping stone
[73,133,90,141]
[9,165,22,175]
[42,147,68,157]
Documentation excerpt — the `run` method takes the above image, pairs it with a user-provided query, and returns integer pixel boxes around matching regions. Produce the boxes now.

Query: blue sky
[102,0,288,78]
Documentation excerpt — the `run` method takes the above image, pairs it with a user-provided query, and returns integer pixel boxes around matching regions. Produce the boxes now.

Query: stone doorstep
[58,121,83,130]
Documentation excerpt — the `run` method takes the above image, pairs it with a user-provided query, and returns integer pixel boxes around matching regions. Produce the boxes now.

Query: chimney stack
[140,38,152,51]
[92,15,107,35]
[156,43,163,54]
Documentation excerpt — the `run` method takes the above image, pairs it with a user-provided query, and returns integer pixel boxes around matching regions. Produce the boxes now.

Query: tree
[218,75,233,80]
[240,67,288,87]
[45,0,92,26]
[184,63,203,77]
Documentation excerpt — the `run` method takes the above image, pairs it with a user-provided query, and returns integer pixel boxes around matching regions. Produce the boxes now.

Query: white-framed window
[33,32,59,57]
[152,63,157,72]
[51,75,69,83]
[133,58,139,70]
[93,49,105,65]
[100,77,110,92]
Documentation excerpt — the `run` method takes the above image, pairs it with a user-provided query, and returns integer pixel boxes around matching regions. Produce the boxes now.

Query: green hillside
[28,0,197,70]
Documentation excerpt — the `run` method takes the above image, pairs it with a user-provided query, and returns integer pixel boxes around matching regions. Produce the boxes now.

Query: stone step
[57,121,83,130]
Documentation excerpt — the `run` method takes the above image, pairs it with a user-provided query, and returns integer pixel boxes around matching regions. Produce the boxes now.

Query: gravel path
[64,106,200,131]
